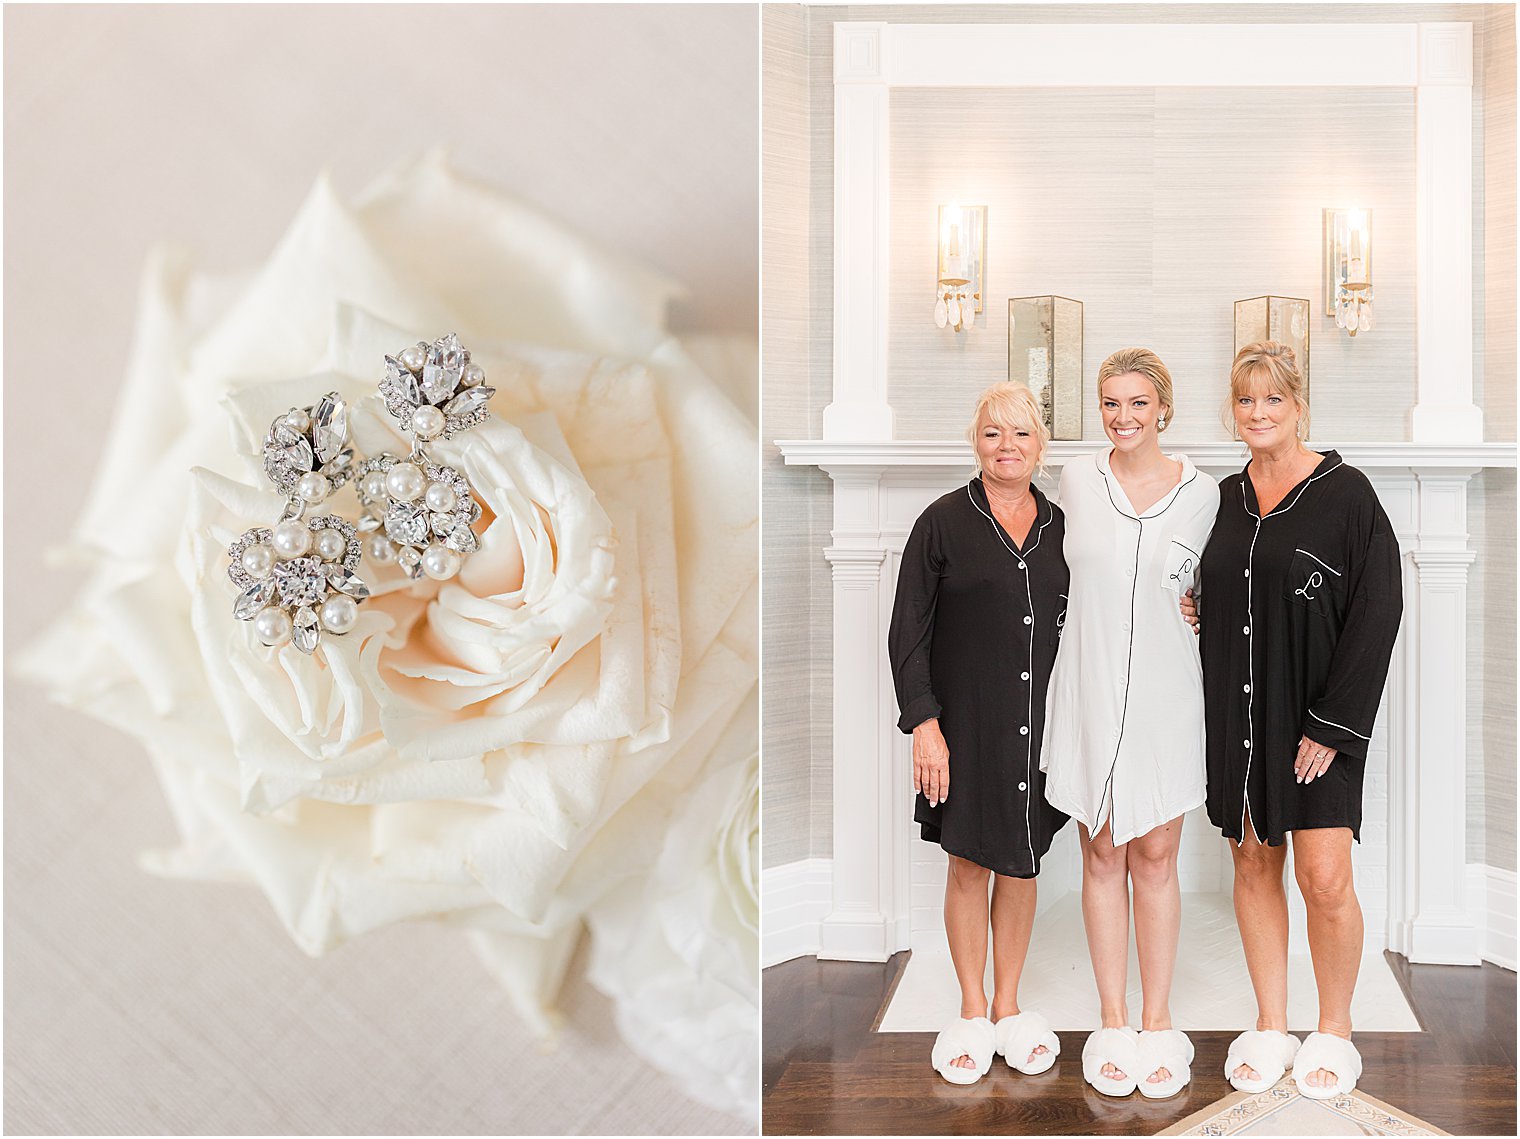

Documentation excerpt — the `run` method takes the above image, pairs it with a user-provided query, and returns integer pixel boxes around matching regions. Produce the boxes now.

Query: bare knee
[1082,839,1128,882]
[947,855,992,893]
[1294,859,1356,910]
[1128,840,1177,889]
[1232,841,1286,889]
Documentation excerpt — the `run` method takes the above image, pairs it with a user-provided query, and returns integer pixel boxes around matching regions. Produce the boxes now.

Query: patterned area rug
[1160,1077,1449,1136]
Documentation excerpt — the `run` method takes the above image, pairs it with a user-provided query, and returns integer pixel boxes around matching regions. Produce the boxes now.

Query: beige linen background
[4,4,757,1134]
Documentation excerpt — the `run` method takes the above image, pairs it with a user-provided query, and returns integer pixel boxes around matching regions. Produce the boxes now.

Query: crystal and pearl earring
[358,333,494,580]
[227,394,371,654]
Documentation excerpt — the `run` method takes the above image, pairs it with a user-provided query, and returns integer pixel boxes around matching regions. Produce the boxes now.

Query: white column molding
[818,465,895,960]
[825,23,893,441]
[1413,23,1481,442]
[1397,469,1481,964]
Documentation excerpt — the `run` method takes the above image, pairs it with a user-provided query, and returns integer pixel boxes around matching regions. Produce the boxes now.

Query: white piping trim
[1295,548,1343,577]
[1308,709,1373,740]
[1240,474,1264,839]
[1021,568,1037,870]
[1250,452,1344,519]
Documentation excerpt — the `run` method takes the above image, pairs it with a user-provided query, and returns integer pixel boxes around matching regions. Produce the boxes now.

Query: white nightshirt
[1040,450,1220,845]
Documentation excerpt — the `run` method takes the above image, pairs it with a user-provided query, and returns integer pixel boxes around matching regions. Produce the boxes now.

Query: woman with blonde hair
[1041,347,1219,1098]
[1193,342,1402,1099]
[889,381,1071,1085]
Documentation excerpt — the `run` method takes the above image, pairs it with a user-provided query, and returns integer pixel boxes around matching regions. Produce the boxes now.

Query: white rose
[584,739,760,1122]
[18,152,757,1113]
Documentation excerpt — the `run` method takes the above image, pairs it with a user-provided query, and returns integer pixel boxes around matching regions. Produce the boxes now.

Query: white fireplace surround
[772,20,1518,969]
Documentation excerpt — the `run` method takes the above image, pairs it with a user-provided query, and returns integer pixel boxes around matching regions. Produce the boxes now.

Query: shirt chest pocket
[1281,547,1343,618]
[1159,539,1200,595]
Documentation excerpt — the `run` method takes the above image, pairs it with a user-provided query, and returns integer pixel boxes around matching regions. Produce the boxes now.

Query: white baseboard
[762,858,833,967]
[1467,863,1517,970]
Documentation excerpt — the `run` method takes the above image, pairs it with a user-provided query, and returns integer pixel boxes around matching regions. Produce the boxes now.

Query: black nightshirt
[888,478,1071,877]
[1199,451,1403,846]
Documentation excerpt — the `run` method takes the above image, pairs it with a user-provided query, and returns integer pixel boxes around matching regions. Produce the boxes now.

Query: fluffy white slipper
[1225,1029,1302,1093]
[1081,1026,1140,1097]
[1291,1031,1361,1100]
[931,1016,996,1085]
[994,1011,1060,1075]
[1135,1028,1194,1099]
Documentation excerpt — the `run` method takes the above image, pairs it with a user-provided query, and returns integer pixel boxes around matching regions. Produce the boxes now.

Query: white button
[1244,739,1251,748]
[1020,725,1029,735]
[1244,569,1250,578]
[1243,625,1250,635]
[1243,684,1250,693]
[1125,564,1133,577]
[1024,616,1032,625]
[1121,623,1129,632]
[1018,781,1028,792]
[1020,671,1030,681]
[1017,561,1025,571]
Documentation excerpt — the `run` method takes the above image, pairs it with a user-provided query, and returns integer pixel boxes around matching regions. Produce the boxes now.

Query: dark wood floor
[763,950,1516,1136]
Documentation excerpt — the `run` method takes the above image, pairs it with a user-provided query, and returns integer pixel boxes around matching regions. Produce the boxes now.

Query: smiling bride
[1039,348,1220,1099]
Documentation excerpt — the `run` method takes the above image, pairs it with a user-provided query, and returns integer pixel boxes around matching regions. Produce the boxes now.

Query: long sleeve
[889,510,943,734]
[1303,491,1404,760]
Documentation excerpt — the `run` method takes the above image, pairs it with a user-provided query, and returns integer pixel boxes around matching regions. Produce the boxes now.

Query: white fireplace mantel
[781,440,1517,473]
[782,440,1514,965]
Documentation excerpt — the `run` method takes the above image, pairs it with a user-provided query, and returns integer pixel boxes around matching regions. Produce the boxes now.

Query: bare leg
[1130,815,1184,1083]
[1228,817,1290,1082]
[943,854,993,1068]
[1079,822,1132,1080]
[1293,828,1362,1088]
[990,873,1047,1066]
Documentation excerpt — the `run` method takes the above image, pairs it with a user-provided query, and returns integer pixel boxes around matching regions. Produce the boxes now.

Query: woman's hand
[1179,588,1200,634]
[1294,736,1338,783]
[913,718,951,806]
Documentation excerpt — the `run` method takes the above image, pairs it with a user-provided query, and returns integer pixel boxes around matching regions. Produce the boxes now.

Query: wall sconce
[1234,295,1311,414]
[935,204,985,332]
[1324,208,1374,336]
[1008,295,1083,439]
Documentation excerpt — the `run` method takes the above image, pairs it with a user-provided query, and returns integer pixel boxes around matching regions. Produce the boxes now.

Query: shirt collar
[969,476,1052,528]
[1095,448,1198,519]
[1240,449,1343,516]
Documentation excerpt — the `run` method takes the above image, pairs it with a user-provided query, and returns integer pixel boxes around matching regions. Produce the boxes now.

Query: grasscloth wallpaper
[762,2,1517,874]
[888,87,1416,443]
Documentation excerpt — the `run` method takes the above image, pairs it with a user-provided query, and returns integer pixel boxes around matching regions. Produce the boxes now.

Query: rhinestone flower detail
[354,455,482,581]
[380,333,496,441]
[262,393,356,506]
[227,515,369,654]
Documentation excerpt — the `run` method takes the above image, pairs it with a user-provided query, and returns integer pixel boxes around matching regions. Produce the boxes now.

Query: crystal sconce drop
[1324,208,1374,337]
[935,204,986,333]
[1234,295,1312,422]
[1008,295,1083,440]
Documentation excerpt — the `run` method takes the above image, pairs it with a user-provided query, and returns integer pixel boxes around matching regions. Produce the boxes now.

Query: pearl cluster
[353,455,480,582]
[262,392,354,507]
[379,332,496,441]
[229,514,369,655]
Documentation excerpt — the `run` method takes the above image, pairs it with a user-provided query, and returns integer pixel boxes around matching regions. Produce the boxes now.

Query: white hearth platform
[877,892,1420,1033]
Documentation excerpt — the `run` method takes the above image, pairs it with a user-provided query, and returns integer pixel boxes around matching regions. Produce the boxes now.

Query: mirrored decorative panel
[1234,294,1311,413]
[1008,295,1083,440]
